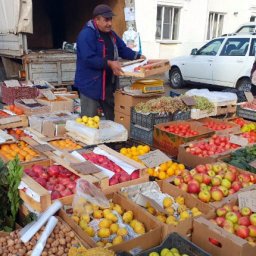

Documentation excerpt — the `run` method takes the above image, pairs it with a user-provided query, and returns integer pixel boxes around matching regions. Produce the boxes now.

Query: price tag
[21,99,37,104]
[182,96,196,106]
[4,80,20,87]
[238,191,256,212]
[138,150,171,168]
[229,134,248,147]
[70,162,100,175]
[244,92,254,102]
[250,160,256,168]
[34,144,54,153]
[41,90,57,101]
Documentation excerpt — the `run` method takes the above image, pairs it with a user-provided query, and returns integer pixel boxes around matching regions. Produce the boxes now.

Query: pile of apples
[203,120,233,131]
[162,123,199,137]
[24,164,79,200]
[76,115,100,129]
[82,152,140,185]
[145,196,201,225]
[211,203,256,246]
[72,198,146,247]
[185,135,240,157]
[173,162,256,203]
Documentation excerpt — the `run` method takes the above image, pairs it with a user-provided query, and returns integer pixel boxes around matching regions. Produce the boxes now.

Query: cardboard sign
[238,191,256,212]
[41,90,57,101]
[21,99,37,104]
[244,91,254,102]
[230,134,248,147]
[71,162,100,175]
[182,96,196,106]
[138,149,170,168]
[34,144,54,153]
[250,160,256,169]
[4,80,20,87]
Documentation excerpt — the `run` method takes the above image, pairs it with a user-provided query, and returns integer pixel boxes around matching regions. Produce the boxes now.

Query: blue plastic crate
[130,124,153,145]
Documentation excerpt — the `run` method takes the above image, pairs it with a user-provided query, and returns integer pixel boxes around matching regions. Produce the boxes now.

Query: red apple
[211,177,221,186]
[218,185,229,196]
[215,216,225,227]
[174,177,183,186]
[51,190,61,200]
[45,182,55,191]
[196,164,207,173]
[60,188,73,197]
[187,180,200,194]
[202,174,211,185]
[131,170,139,180]
[209,237,221,247]
[47,165,60,176]
[109,176,119,186]
[236,225,249,239]
[35,177,47,187]
[231,181,242,192]
[54,184,65,192]
[178,183,188,192]
[193,173,203,183]
[224,171,236,182]
[223,204,232,212]
[223,219,234,234]
[211,189,224,201]
[238,216,251,227]
[198,190,211,203]
[183,174,193,183]
[228,188,236,195]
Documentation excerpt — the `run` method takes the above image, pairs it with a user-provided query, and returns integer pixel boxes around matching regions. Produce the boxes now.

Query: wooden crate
[122,59,170,78]
[19,158,80,212]
[0,115,28,129]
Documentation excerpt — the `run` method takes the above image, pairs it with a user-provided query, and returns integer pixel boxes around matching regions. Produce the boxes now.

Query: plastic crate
[172,110,191,121]
[130,124,153,145]
[237,105,256,121]
[118,232,211,256]
[131,107,172,129]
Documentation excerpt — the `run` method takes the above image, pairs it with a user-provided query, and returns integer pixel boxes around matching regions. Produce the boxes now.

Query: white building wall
[135,0,256,59]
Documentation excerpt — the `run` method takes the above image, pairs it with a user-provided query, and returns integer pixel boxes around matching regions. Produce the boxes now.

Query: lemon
[82,116,88,122]
[76,117,83,123]
[93,115,100,122]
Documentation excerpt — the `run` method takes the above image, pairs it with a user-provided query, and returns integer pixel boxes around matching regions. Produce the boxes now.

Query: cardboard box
[195,118,240,135]
[177,137,241,168]
[114,110,131,134]
[37,96,73,112]
[192,189,256,256]
[67,192,163,254]
[154,121,214,157]
[114,90,159,116]
[28,112,78,138]
[119,180,215,239]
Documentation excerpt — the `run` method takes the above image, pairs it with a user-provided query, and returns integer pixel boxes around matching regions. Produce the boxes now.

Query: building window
[156,5,181,40]
[207,12,224,39]
[250,16,256,22]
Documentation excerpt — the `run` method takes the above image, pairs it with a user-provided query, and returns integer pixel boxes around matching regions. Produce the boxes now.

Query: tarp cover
[0,0,32,34]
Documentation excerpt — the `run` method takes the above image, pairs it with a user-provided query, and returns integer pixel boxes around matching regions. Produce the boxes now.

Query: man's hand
[108,60,123,76]
[140,55,146,60]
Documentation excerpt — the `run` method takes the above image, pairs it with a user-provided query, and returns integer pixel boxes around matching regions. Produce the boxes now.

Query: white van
[235,22,256,34]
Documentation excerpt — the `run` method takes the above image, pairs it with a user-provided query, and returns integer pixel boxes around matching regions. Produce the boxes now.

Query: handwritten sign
[230,134,248,147]
[138,149,170,168]
[21,99,37,104]
[244,92,254,102]
[238,190,256,212]
[182,96,196,106]
[41,90,57,101]
[71,162,100,175]
[34,144,54,153]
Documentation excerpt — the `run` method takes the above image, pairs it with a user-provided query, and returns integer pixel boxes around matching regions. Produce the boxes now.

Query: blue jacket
[75,20,140,100]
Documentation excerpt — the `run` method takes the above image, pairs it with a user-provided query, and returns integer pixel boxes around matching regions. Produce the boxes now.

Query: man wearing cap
[75,4,145,120]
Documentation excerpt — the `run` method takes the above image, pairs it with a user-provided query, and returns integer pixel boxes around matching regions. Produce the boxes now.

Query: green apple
[149,252,160,256]
[161,248,170,256]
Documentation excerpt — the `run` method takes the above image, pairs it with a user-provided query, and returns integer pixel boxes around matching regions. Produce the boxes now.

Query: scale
[131,79,165,94]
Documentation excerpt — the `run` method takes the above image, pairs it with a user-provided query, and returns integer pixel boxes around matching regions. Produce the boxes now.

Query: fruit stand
[1,73,256,256]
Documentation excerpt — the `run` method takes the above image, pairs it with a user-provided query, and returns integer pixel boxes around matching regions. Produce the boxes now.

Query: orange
[178,164,185,170]
[158,171,166,180]
[147,168,154,176]
[120,148,127,155]
[159,163,168,172]
[143,145,150,153]
[1,145,10,152]
[167,167,175,176]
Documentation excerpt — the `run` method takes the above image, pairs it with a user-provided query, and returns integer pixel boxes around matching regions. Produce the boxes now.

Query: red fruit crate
[1,83,39,105]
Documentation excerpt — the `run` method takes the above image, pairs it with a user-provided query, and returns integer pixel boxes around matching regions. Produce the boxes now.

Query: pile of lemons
[76,115,100,129]
[120,145,150,163]
[147,160,186,180]
[146,196,201,226]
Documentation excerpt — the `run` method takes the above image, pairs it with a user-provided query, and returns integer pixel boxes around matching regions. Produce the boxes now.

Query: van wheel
[169,68,184,88]
[236,78,251,91]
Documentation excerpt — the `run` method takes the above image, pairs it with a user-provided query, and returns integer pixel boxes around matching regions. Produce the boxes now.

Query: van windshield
[236,25,256,34]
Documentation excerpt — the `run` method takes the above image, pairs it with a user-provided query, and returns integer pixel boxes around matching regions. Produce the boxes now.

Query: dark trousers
[80,85,115,121]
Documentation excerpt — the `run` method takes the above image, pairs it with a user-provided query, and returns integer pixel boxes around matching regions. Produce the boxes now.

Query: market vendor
[74,4,145,120]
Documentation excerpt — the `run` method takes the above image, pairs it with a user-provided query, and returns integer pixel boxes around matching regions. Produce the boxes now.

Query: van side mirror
[191,48,198,55]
